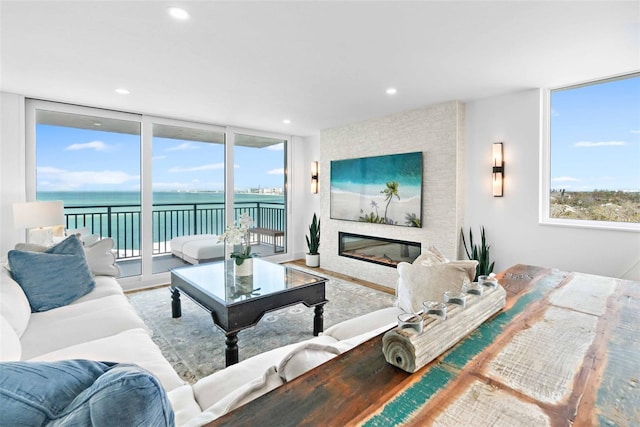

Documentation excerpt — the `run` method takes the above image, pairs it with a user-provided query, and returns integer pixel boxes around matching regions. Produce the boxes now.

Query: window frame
[539,73,640,233]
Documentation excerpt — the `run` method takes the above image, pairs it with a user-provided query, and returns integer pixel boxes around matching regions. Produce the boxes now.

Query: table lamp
[13,201,65,245]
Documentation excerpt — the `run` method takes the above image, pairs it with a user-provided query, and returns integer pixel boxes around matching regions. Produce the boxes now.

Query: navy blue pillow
[8,235,95,312]
[0,360,175,427]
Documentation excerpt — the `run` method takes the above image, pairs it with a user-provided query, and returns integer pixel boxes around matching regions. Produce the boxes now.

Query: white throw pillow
[397,255,478,313]
[0,314,22,361]
[186,366,283,427]
[84,238,120,277]
[276,342,341,382]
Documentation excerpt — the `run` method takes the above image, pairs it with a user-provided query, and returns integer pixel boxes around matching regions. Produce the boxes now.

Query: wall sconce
[492,143,504,197]
[311,161,319,194]
[13,200,65,244]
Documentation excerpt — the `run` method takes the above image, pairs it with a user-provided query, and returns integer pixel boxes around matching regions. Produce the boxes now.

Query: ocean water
[37,191,284,207]
[37,191,285,249]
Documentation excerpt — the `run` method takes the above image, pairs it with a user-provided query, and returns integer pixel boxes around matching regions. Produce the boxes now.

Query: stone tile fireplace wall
[320,101,466,289]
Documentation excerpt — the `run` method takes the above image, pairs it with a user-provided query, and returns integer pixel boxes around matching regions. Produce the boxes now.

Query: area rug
[127,267,397,383]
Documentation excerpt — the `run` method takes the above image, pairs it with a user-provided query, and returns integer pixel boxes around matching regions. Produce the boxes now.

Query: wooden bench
[248,228,285,253]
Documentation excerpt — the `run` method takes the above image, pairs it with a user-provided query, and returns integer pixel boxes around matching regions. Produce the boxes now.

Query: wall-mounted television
[330,152,423,227]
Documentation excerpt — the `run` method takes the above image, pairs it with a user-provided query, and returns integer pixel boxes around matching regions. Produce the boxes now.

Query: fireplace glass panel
[339,232,421,268]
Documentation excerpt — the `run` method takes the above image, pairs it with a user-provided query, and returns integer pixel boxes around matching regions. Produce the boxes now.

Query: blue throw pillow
[8,235,95,312]
[0,360,175,427]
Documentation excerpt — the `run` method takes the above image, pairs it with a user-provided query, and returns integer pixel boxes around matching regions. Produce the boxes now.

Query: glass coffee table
[170,259,328,367]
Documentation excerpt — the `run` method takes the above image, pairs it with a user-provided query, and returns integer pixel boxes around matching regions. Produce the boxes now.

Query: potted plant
[305,213,320,267]
[218,213,256,276]
[460,226,495,281]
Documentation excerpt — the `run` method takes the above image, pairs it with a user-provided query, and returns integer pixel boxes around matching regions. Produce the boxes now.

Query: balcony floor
[117,243,282,277]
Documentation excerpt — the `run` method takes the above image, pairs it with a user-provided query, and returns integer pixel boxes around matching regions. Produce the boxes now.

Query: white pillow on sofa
[276,342,341,382]
[397,247,478,313]
[84,238,120,277]
[14,238,120,277]
[186,366,283,426]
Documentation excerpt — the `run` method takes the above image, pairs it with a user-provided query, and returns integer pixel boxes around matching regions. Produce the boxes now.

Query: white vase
[234,258,253,276]
[305,253,320,268]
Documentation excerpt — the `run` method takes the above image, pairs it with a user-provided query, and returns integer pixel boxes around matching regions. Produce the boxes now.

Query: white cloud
[37,166,139,189]
[574,141,626,147]
[168,162,224,173]
[267,168,284,175]
[552,176,580,182]
[166,142,197,151]
[65,140,111,151]
[153,155,167,160]
[630,130,640,134]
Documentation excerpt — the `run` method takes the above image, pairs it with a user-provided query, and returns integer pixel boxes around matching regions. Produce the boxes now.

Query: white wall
[465,89,640,280]
[290,134,321,260]
[320,101,466,288]
[0,92,27,255]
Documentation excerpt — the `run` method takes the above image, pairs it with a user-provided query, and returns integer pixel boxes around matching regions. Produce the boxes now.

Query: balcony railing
[64,201,285,259]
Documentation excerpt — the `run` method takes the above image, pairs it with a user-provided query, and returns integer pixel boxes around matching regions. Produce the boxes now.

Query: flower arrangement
[218,213,255,265]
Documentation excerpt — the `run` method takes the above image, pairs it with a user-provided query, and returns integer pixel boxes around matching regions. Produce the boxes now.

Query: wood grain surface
[206,264,639,427]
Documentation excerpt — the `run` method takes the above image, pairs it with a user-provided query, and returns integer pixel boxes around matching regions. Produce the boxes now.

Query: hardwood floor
[286,259,396,295]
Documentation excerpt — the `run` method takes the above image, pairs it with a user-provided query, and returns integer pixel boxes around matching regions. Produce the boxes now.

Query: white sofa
[0,254,403,425]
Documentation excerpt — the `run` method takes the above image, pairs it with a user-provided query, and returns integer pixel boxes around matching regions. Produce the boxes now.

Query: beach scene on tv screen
[330,152,423,227]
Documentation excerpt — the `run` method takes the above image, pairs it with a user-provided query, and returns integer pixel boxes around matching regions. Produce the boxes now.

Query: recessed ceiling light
[115,88,130,95]
[282,119,291,124]
[386,88,397,95]
[168,7,190,20]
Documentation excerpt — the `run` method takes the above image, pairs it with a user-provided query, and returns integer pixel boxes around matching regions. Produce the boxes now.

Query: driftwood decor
[383,283,506,373]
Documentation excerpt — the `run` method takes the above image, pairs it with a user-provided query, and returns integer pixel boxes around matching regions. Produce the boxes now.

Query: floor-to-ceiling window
[31,103,143,277]
[28,100,289,283]
[151,121,226,273]
[233,134,287,256]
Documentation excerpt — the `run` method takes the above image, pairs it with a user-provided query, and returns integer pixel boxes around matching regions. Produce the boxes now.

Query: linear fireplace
[338,232,421,268]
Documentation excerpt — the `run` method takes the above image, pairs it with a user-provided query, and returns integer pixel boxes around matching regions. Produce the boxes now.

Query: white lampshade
[13,201,65,229]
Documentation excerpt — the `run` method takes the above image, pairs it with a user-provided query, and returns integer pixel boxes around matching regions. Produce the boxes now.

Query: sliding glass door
[151,122,226,273]
[32,104,142,277]
[28,100,289,283]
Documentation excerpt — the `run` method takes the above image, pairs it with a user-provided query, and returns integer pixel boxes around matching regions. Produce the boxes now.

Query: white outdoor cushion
[181,239,225,261]
[0,314,22,361]
[20,294,149,359]
[186,366,283,427]
[0,268,31,337]
[396,258,478,314]
[83,238,120,277]
[167,385,203,427]
[192,334,338,411]
[277,342,341,382]
[30,328,185,392]
[323,306,403,341]
[170,234,218,256]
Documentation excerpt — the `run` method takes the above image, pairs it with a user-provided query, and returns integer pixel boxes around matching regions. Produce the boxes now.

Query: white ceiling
[1,1,638,136]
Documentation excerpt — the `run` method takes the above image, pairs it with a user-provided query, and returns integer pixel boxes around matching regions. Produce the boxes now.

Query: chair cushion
[0,360,174,427]
[8,235,95,312]
[0,267,31,337]
[0,315,22,361]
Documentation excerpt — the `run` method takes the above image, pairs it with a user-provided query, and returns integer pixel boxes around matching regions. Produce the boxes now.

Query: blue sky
[36,126,285,192]
[550,74,640,192]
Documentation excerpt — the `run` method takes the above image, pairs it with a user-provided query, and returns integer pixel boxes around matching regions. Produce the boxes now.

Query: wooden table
[207,264,639,426]
[170,259,327,367]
